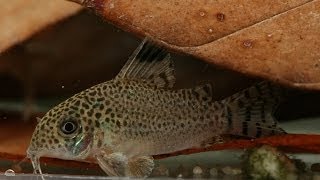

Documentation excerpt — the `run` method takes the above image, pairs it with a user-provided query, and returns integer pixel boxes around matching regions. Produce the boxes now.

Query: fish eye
[60,120,78,135]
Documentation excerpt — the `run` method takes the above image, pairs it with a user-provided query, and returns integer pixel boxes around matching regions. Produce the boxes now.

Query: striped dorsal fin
[116,38,175,89]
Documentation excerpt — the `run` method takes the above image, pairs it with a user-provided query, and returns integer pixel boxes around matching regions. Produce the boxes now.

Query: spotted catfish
[27,39,285,177]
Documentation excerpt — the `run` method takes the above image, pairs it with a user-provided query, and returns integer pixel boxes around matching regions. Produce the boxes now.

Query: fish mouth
[26,152,46,180]
[27,150,49,180]
[26,145,90,173]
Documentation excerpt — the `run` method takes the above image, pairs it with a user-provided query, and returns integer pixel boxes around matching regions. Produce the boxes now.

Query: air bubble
[4,169,15,176]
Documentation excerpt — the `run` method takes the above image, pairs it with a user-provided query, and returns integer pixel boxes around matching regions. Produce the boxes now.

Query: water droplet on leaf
[243,40,254,48]
[199,11,206,17]
[216,13,225,22]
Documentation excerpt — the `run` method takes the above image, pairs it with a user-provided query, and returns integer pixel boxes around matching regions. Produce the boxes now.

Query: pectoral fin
[127,156,154,177]
[96,152,127,177]
[96,152,154,178]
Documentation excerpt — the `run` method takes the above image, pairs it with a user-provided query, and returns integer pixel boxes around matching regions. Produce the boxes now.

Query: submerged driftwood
[69,0,320,90]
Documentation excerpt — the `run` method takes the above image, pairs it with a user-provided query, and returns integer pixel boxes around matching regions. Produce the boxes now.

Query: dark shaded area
[277,91,320,121]
[0,74,23,98]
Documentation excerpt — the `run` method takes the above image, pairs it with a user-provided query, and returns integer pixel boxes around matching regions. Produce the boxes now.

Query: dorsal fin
[116,38,175,89]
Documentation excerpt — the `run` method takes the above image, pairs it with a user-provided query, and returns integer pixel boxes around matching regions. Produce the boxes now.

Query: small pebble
[177,174,183,178]
[193,166,203,175]
[221,166,242,175]
[175,165,190,178]
[232,168,242,175]
[209,168,218,177]
[293,159,307,173]
[193,166,204,178]
[312,163,320,172]
[151,165,169,177]
[222,166,232,175]
[4,169,15,176]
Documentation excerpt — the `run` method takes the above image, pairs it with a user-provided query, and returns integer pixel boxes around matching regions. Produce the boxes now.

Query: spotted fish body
[27,39,285,177]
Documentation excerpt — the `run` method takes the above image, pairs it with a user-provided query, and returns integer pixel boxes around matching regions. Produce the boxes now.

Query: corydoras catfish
[27,39,285,177]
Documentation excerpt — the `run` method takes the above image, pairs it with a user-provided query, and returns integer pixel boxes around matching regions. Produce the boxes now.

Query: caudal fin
[222,81,286,138]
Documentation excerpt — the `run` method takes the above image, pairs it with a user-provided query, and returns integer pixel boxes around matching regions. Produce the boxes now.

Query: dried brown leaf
[71,0,320,90]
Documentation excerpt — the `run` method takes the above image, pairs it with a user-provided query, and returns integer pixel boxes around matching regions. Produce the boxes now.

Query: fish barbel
[27,39,285,177]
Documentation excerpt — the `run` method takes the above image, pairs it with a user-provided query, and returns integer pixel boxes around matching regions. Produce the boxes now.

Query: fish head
[27,96,96,173]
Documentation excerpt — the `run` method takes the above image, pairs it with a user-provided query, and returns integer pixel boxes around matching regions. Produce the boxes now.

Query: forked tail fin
[222,81,286,138]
